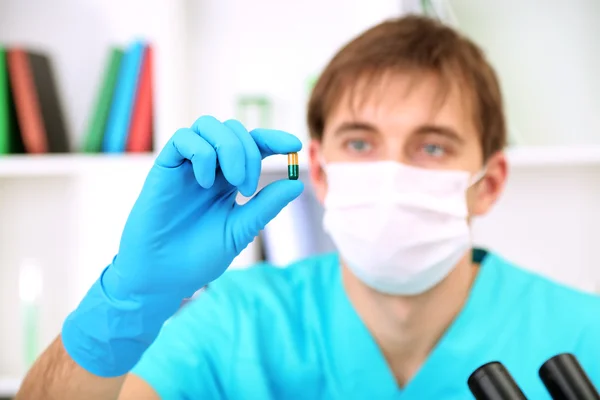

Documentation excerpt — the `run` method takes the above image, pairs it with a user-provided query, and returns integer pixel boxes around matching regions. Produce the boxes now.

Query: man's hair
[307,15,506,160]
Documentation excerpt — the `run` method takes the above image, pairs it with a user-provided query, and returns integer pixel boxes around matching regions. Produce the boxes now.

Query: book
[0,47,10,154]
[28,51,69,153]
[102,40,146,153]
[83,47,124,153]
[126,44,153,153]
[7,48,47,154]
[0,48,24,155]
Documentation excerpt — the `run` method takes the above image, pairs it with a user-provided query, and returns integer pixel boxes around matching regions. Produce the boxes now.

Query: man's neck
[342,252,479,387]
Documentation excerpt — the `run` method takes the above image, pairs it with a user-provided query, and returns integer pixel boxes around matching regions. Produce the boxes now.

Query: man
[16,15,600,400]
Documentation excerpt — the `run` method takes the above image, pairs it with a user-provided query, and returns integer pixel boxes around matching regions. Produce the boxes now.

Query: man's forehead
[328,69,475,128]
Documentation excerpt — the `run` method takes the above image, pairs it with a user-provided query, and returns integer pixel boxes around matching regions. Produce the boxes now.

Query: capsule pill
[287,152,299,180]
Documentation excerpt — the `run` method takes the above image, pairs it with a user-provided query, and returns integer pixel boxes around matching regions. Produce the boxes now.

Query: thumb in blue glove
[62,116,304,377]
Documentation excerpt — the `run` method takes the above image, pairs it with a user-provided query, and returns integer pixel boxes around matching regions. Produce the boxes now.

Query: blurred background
[0,0,598,397]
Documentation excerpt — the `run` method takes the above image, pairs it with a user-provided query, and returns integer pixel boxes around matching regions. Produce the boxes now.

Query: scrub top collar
[330,248,500,398]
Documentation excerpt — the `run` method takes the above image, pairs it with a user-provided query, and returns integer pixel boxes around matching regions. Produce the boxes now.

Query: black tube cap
[468,361,528,400]
[539,353,600,400]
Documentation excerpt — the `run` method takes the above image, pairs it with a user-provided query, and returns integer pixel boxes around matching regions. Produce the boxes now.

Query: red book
[126,45,153,152]
[7,49,48,153]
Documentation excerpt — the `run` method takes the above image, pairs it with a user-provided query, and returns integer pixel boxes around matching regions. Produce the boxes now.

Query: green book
[83,47,124,153]
[0,48,10,154]
[0,48,23,155]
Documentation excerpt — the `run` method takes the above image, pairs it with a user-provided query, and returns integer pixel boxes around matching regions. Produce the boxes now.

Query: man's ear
[471,151,508,216]
[308,140,327,204]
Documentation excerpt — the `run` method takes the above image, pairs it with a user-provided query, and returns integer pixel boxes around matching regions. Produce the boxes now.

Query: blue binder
[102,40,146,153]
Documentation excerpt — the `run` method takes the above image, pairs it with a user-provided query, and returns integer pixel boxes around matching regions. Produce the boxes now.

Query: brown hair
[307,15,506,160]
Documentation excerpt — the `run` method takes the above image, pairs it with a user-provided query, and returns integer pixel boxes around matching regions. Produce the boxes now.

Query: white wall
[0,168,149,376]
[183,0,404,142]
[473,165,600,292]
[449,0,600,289]
[0,177,76,375]
[450,0,600,146]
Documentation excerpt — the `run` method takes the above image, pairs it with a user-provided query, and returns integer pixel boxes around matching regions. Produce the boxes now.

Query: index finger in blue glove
[155,128,217,189]
[191,116,245,187]
[250,128,303,159]
[223,119,262,197]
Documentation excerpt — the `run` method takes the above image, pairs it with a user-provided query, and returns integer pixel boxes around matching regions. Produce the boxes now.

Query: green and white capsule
[287,152,299,180]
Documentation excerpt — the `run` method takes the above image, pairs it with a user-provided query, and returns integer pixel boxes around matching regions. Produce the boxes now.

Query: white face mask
[322,161,484,296]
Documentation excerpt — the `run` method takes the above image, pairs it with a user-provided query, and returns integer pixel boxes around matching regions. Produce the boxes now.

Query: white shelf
[1,146,598,179]
[506,146,600,167]
[0,376,21,398]
[0,154,155,178]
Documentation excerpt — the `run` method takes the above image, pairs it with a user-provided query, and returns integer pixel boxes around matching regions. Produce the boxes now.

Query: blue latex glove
[62,116,304,377]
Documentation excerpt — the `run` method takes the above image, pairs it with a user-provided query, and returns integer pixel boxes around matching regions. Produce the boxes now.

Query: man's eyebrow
[333,121,379,137]
[415,124,464,143]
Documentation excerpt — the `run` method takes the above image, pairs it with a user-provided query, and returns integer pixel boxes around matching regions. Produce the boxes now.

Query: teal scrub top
[132,250,600,399]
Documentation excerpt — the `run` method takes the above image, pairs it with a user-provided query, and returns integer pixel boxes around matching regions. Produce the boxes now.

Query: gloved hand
[62,116,304,377]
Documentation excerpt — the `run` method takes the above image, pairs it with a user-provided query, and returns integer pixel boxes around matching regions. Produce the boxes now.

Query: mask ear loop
[318,155,329,177]
[469,168,487,187]
[318,154,328,168]
[466,168,487,240]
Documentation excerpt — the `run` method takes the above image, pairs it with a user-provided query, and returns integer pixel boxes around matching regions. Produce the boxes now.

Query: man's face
[308,71,507,217]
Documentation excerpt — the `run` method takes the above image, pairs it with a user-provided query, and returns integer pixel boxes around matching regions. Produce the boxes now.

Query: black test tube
[468,361,528,400]
[539,353,600,400]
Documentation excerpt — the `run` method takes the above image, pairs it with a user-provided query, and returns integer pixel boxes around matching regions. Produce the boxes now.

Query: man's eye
[347,140,372,152]
[422,143,446,157]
